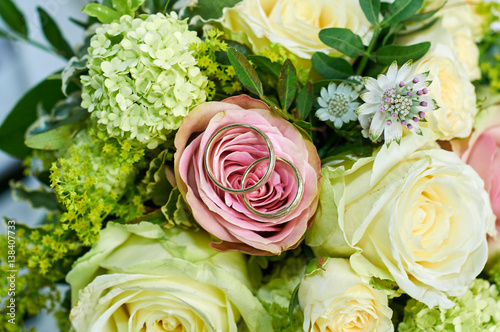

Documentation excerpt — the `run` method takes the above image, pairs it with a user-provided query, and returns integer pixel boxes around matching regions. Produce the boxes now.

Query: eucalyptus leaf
[381,0,424,26]
[311,52,354,80]
[247,55,281,81]
[375,42,430,65]
[0,0,27,38]
[25,124,75,150]
[37,7,75,59]
[318,28,366,58]
[61,55,88,95]
[0,78,70,159]
[297,81,314,120]
[277,59,298,111]
[10,180,59,212]
[359,0,380,26]
[227,47,263,96]
[182,0,241,20]
[82,3,120,24]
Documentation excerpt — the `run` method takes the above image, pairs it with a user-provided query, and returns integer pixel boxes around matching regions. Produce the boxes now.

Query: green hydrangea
[399,279,500,332]
[81,13,207,149]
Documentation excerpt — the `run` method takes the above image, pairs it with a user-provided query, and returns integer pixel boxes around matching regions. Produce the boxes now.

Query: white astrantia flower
[357,61,438,145]
[316,83,360,129]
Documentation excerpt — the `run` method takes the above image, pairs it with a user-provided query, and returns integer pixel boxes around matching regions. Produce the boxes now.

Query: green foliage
[191,29,242,99]
[161,187,198,229]
[277,59,298,111]
[478,1,500,91]
[37,7,75,59]
[182,0,241,20]
[311,53,354,79]
[381,0,424,27]
[319,28,367,58]
[0,0,27,38]
[49,126,147,245]
[359,0,381,26]
[10,180,59,212]
[0,78,72,159]
[81,3,121,24]
[374,42,431,65]
[296,81,314,120]
[25,124,77,150]
[227,47,264,96]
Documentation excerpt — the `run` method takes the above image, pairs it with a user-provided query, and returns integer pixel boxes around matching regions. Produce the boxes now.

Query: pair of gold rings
[203,123,304,219]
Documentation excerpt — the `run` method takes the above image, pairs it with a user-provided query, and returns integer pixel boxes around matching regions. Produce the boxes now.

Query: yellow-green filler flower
[81,13,207,149]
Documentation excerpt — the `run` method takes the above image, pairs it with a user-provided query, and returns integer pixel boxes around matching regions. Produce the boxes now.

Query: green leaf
[37,7,75,59]
[359,0,380,26]
[382,0,424,26]
[288,283,301,330]
[227,47,263,96]
[0,78,69,159]
[318,28,366,58]
[61,55,88,95]
[375,42,430,65]
[112,0,133,16]
[247,55,282,81]
[182,0,241,20]
[160,187,198,230]
[143,150,173,206]
[10,180,59,212]
[297,81,314,120]
[311,52,354,79]
[277,59,298,111]
[130,0,146,11]
[0,0,27,38]
[404,2,444,23]
[82,3,120,24]
[25,124,75,150]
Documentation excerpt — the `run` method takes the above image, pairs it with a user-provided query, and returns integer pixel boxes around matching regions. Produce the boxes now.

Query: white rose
[67,222,272,331]
[299,258,394,332]
[307,133,496,308]
[221,0,372,60]
[413,43,478,140]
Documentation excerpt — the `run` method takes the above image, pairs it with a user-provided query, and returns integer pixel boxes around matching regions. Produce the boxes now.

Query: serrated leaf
[311,52,354,79]
[182,0,240,20]
[319,28,366,58]
[37,7,75,59]
[359,0,380,26]
[297,81,314,119]
[10,180,59,212]
[227,47,263,96]
[82,3,120,24]
[277,59,298,111]
[247,55,282,81]
[25,124,75,150]
[0,0,27,38]
[112,0,133,16]
[0,78,71,159]
[382,0,424,26]
[375,42,430,65]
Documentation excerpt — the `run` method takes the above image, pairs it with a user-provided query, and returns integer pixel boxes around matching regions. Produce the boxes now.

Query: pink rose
[174,95,321,255]
[451,103,500,257]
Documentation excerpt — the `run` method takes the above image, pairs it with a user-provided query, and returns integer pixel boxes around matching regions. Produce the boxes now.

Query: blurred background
[0,0,87,329]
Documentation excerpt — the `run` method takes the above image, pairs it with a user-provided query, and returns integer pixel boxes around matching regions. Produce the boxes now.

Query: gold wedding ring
[203,123,304,219]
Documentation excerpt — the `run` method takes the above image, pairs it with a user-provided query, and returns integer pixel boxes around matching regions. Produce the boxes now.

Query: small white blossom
[316,83,360,129]
[356,60,438,145]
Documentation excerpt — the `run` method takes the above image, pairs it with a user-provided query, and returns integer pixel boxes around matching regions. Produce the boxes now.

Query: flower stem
[356,26,380,76]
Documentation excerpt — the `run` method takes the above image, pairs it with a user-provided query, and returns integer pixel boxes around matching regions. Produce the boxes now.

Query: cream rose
[220,0,372,60]
[299,258,393,332]
[411,43,478,140]
[307,133,496,308]
[67,222,272,331]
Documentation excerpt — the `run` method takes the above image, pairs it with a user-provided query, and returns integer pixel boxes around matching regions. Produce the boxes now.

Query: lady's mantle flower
[81,13,207,149]
[357,61,437,144]
[316,83,360,129]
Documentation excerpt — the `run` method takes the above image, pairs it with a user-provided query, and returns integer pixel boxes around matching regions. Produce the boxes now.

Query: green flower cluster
[399,279,500,332]
[477,1,500,92]
[50,127,146,245]
[81,13,207,149]
[191,29,242,99]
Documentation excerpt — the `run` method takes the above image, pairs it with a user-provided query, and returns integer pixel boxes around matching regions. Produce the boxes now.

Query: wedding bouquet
[1,0,500,331]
